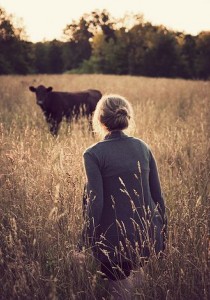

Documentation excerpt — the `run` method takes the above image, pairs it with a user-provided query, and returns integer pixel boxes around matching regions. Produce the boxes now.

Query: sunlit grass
[0,74,209,299]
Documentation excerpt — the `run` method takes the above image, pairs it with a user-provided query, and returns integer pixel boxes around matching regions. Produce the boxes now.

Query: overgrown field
[0,74,209,300]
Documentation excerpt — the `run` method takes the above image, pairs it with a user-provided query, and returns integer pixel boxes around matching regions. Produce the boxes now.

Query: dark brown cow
[29,85,102,135]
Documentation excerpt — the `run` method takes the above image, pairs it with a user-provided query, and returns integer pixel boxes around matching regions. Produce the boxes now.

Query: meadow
[0,74,209,299]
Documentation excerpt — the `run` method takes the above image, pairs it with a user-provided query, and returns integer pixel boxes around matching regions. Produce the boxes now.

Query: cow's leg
[50,122,59,136]
[65,114,72,134]
[74,110,80,122]
[88,114,95,136]
[48,117,62,136]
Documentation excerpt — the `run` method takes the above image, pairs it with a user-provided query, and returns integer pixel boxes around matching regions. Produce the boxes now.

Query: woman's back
[84,130,165,262]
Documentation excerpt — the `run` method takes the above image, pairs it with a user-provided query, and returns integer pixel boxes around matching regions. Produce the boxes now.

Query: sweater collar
[104,130,128,140]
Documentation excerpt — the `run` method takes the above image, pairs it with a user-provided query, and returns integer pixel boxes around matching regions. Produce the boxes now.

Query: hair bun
[116,107,128,117]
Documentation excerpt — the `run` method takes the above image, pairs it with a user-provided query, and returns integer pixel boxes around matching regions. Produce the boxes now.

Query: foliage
[195,31,210,79]
[63,16,93,69]
[48,40,64,74]
[34,42,50,74]
[0,6,210,79]
[0,7,32,74]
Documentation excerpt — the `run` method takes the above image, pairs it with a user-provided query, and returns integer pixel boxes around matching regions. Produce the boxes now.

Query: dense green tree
[63,16,93,70]
[126,23,182,77]
[179,34,197,78]
[0,6,33,74]
[34,42,49,74]
[84,13,144,75]
[0,7,16,73]
[88,10,116,41]
[195,31,210,79]
[48,40,64,73]
[127,22,155,75]
[88,28,129,74]
[145,28,181,77]
[63,10,116,72]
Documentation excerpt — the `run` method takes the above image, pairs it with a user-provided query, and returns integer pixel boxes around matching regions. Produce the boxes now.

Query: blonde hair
[92,94,135,137]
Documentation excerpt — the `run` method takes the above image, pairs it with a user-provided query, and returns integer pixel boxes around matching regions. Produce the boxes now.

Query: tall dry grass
[0,74,209,299]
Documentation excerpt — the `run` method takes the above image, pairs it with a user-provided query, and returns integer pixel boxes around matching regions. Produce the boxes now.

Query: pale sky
[0,0,210,42]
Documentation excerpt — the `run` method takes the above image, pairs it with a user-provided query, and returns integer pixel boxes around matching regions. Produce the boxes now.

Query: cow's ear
[29,86,36,92]
[47,87,53,92]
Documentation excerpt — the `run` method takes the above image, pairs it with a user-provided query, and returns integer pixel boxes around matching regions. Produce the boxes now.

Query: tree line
[0,7,210,79]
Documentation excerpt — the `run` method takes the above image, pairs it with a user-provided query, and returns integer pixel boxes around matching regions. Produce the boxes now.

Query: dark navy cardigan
[83,130,167,264]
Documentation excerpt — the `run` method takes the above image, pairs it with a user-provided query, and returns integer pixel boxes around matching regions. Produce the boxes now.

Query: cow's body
[29,85,102,135]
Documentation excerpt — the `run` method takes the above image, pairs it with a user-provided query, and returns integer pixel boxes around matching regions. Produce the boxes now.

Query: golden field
[0,74,209,299]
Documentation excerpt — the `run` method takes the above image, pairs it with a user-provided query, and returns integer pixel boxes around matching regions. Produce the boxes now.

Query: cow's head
[29,85,53,106]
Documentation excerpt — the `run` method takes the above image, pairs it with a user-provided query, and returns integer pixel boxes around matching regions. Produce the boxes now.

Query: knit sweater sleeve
[83,150,104,243]
[149,150,166,222]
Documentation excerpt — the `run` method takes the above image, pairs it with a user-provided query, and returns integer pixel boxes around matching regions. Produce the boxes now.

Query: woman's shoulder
[130,136,151,151]
[83,141,104,156]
